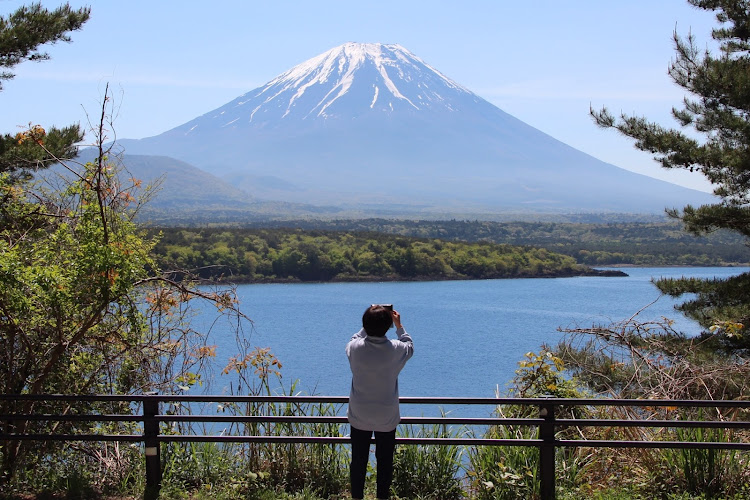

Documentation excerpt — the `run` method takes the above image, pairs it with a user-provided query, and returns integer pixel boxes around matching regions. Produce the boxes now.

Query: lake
[200,267,748,411]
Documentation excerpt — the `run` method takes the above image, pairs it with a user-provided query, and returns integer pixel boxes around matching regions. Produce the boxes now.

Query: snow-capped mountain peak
[195,42,475,129]
[267,42,467,113]
[122,42,716,216]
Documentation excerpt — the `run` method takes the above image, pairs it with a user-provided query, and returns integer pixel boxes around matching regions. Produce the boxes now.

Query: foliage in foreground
[552,302,750,498]
[3,340,747,500]
[0,105,250,484]
[1,4,250,487]
[593,0,750,352]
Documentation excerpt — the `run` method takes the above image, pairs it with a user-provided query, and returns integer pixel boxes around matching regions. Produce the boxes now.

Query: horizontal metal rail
[3,393,750,407]
[2,394,749,500]
[5,413,750,429]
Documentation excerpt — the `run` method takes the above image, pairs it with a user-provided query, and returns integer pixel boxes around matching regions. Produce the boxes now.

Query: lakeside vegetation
[147,220,749,284]
[150,227,608,283]
[4,348,748,500]
[190,218,749,267]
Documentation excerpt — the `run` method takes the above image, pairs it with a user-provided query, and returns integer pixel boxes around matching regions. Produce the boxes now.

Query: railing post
[539,401,556,500]
[143,392,162,500]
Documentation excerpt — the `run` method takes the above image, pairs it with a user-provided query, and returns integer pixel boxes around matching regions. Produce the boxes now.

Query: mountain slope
[70,152,254,208]
[118,42,714,215]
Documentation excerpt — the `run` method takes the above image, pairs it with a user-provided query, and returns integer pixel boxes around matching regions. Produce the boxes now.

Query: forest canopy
[150,227,604,283]
[188,218,749,267]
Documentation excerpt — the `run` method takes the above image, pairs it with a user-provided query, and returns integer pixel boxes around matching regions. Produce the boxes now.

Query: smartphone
[372,304,394,311]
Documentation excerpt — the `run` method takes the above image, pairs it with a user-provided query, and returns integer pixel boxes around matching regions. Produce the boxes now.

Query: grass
[4,428,748,500]
[3,364,748,500]
[391,422,464,500]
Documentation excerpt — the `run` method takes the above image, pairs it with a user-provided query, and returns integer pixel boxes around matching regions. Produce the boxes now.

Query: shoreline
[202,267,629,285]
[603,262,750,268]
[198,264,750,286]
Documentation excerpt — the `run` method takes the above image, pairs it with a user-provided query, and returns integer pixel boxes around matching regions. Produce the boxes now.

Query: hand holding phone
[391,310,402,329]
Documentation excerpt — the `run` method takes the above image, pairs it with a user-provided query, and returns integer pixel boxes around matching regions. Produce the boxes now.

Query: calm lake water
[200,267,748,413]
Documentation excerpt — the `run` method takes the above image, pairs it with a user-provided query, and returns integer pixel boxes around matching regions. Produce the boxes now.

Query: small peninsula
[151,227,627,283]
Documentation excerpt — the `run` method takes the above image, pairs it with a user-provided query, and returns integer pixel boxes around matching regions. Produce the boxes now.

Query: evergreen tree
[592,0,750,354]
[0,3,90,179]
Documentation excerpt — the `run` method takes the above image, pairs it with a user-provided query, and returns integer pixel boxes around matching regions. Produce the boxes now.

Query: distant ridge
[116,42,715,217]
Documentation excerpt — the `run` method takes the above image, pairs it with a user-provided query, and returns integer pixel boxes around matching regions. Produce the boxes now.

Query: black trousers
[350,425,396,500]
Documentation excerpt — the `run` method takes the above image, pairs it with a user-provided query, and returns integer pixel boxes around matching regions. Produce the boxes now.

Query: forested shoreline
[166,218,747,266]
[150,226,620,283]
[148,220,748,284]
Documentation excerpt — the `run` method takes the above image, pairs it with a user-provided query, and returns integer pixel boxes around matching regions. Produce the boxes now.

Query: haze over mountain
[117,42,714,216]
[67,151,349,222]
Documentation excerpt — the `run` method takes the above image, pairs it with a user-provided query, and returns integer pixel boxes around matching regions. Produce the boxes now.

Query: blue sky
[1,0,721,191]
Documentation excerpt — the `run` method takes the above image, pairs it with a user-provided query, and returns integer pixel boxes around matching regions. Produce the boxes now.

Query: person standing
[346,304,414,500]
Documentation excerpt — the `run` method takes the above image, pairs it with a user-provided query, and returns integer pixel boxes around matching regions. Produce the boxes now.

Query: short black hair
[362,305,393,337]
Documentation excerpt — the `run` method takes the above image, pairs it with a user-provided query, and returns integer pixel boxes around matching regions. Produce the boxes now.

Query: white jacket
[345,327,414,432]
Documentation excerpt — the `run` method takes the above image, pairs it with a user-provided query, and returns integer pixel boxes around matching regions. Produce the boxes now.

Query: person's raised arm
[392,310,403,330]
[392,310,411,342]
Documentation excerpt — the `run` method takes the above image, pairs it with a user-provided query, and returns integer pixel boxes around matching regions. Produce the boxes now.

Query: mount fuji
[117,42,714,216]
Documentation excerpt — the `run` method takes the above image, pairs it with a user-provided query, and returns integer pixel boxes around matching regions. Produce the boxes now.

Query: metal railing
[2,394,749,500]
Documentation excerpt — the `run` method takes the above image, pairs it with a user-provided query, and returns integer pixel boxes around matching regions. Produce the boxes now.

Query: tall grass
[0,441,144,499]
[391,421,465,499]
[209,347,350,496]
[158,387,349,497]
[649,419,750,498]
[3,346,748,499]
[551,406,750,499]
[466,421,539,500]
[250,395,349,496]
[4,403,749,500]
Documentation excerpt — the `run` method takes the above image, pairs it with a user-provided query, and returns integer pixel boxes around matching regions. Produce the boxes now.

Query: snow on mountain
[182,42,475,131]
[259,42,468,117]
[118,42,715,216]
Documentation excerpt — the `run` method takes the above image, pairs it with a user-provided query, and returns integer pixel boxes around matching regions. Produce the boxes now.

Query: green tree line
[169,219,749,266]
[151,227,597,282]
